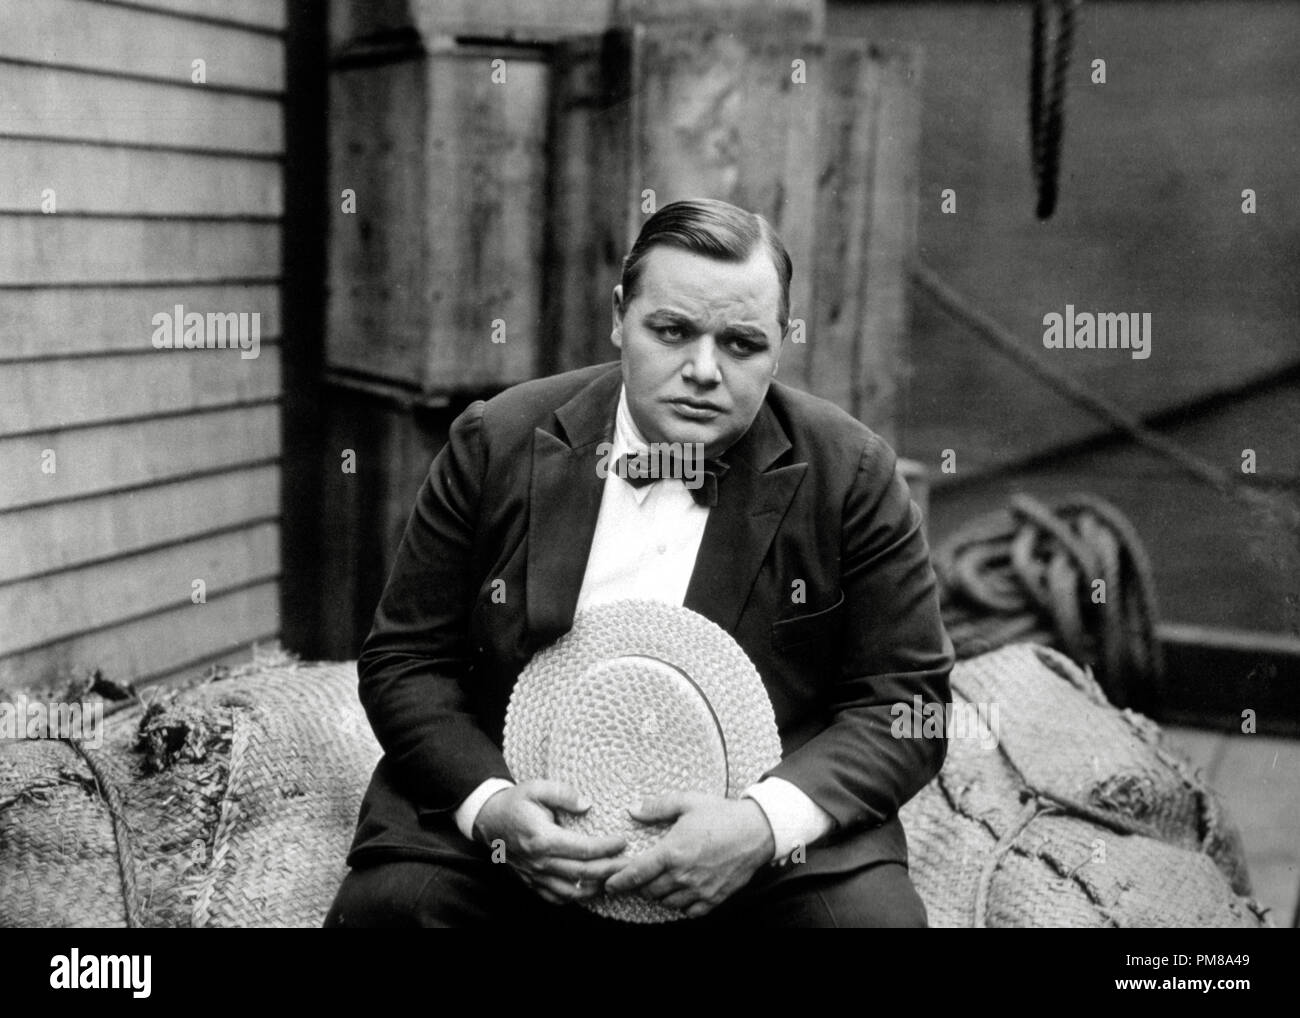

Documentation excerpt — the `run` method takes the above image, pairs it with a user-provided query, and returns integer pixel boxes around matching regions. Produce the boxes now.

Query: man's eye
[657,325,687,340]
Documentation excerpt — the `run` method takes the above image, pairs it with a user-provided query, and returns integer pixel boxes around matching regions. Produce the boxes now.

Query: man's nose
[682,335,722,385]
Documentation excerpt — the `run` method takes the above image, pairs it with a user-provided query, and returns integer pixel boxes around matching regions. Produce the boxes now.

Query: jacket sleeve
[355,400,514,813]
[766,435,955,832]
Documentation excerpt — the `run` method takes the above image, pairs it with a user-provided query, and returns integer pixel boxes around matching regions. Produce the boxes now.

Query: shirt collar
[613,387,655,503]
[613,385,650,456]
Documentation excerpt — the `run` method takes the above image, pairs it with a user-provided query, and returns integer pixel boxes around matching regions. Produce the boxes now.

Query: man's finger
[637,871,687,901]
[533,856,627,885]
[658,889,699,912]
[531,883,567,906]
[604,848,672,895]
[532,871,601,902]
[525,779,591,815]
[531,826,627,861]
[628,791,690,824]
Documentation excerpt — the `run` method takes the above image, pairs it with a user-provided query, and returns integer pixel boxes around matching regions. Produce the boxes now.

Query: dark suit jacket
[347,362,954,879]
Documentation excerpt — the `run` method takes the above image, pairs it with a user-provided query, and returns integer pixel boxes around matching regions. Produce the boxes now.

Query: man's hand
[472,780,628,905]
[603,792,775,919]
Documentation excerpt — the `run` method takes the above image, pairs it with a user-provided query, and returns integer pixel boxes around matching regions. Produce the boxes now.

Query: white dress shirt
[456,386,833,862]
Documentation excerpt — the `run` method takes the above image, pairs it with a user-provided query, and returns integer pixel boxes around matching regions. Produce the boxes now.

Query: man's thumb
[629,792,687,823]
[529,779,591,814]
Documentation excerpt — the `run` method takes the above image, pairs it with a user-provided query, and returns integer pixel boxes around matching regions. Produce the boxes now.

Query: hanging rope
[935,492,1164,712]
[1030,0,1081,219]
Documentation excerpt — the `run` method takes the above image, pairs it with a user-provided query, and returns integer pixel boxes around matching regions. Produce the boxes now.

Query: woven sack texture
[900,643,1267,927]
[1,646,1267,928]
[0,662,378,928]
[504,600,784,922]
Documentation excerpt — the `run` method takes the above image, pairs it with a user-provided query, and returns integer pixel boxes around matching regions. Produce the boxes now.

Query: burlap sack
[0,662,378,928]
[0,647,1267,927]
[901,643,1266,927]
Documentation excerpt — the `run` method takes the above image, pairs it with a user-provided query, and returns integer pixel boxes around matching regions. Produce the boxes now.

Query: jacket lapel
[684,399,805,633]
[525,367,621,642]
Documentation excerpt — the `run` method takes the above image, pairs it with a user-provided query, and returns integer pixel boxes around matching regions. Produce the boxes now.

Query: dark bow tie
[614,451,728,508]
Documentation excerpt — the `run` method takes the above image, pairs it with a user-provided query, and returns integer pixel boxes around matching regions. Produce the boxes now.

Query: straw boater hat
[503,599,783,923]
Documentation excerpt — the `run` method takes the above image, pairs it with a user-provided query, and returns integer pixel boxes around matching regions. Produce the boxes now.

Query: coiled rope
[935,492,1164,712]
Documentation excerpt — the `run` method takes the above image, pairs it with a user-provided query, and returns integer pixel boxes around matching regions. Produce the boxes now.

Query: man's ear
[610,285,625,350]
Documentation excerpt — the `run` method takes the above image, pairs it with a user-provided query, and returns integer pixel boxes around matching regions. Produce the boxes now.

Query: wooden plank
[423,49,550,391]
[0,403,280,511]
[326,59,429,387]
[0,218,280,284]
[0,346,282,434]
[0,285,282,359]
[0,580,279,691]
[628,21,817,352]
[543,33,632,375]
[0,464,279,584]
[317,386,455,659]
[853,44,919,446]
[0,521,280,655]
[0,0,284,92]
[807,43,873,409]
[327,48,551,392]
[332,0,611,49]
[0,139,282,216]
[108,0,286,32]
[0,64,283,153]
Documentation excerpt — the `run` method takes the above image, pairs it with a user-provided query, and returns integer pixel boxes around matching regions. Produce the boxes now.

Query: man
[325,198,954,927]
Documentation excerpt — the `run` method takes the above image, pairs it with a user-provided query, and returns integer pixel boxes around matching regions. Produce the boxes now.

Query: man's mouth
[667,398,724,420]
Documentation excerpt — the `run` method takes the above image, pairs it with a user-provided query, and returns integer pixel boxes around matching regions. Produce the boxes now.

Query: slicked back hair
[618,198,794,333]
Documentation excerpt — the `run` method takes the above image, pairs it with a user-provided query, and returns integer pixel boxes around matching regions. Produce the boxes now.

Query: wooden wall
[0,0,287,692]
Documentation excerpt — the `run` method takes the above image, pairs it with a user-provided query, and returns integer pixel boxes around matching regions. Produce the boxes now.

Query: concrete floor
[1161,725,1300,928]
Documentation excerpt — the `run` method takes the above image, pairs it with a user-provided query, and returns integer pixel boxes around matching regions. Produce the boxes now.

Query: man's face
[612,245,785,457]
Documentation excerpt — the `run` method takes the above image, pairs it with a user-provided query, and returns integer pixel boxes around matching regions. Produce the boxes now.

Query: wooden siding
[0,0,286,692]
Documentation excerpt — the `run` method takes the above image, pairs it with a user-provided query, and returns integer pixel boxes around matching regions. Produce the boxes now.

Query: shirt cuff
[454,778,516,842]
[742,777,835,863]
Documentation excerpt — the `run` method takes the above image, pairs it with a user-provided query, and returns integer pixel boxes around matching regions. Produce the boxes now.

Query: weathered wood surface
[542,33,633,375]
[109,0,286,32]
[0,0,289,693]
[0,0,285,91]
[809,41,919,443]
[0,138,282,216]
[0,349,281,435]
[0,64,282,153]
[327,48,551,392]
[0,219,280,284]
[0,285,282,358]
[0,581,280,693]
[0,404,281,511]
[0,522,280,656]
[626,22,818,324]
[326,59,429,386]
[1,465,280,585]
